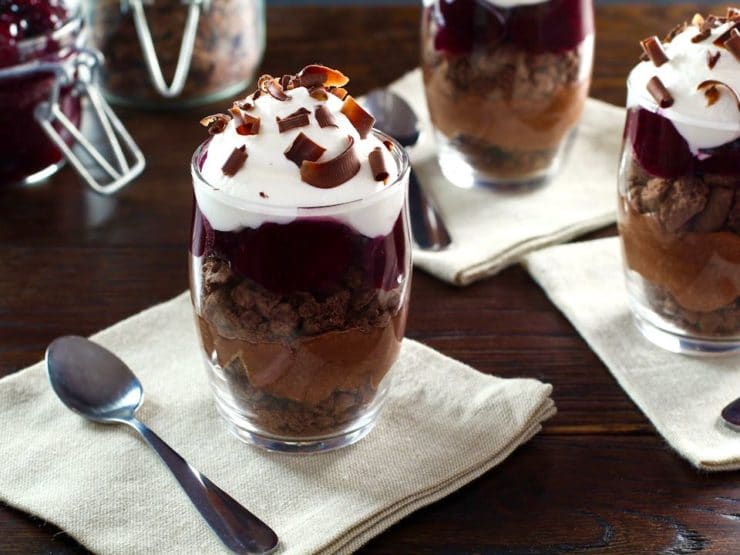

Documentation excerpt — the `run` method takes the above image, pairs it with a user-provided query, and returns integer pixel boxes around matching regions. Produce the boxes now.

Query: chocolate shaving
[284,132,326,167]
[708,50,721,69]
[309,86,329,101]
[200,113,231,135]
[729,8,740,21]
[369,147,389,183]
[691,29,711,43]
[697,79,740,110]
[664,22,687,43]
[259,191,268,199]
[330,87,349,100]
[258,75,290,101]
[340,96,375,139]
[280,74,291,90]
[300,136,360,189]
[222,145,247,176]
[647,76,674,108]
[640,36,669,66]
[252,90,262,101]
[382,139,393,152]
[724,28,740,61]
[714,23,739,47]
[315,105,337,128]
[236,114,261,136]
[276,107,311,133]
[701,83,720,106]
[297,65,349,88]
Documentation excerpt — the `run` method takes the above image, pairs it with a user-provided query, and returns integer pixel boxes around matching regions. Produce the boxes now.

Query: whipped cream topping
[628,18,740,152]
[195,83,404,238]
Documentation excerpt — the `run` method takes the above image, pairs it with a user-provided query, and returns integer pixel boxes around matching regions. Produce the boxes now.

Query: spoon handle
[408,168,452,250]
[125,418,278,554]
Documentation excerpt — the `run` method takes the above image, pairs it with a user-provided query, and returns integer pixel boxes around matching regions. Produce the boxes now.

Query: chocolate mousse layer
[620,158,740,336]
[421,0,593,180]
[195,253,407,438]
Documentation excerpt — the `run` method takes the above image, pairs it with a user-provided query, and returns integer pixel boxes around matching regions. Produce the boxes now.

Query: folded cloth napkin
[524,237,740,472]
[0,293,554,554]
[385,70,624,286]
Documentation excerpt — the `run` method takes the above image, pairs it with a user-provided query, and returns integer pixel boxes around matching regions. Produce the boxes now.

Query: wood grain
[1,3,738,554]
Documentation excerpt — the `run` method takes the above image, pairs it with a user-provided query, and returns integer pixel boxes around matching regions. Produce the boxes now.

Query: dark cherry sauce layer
[625,107,740,179]
[432,0,593,56]
[191,205,407,297]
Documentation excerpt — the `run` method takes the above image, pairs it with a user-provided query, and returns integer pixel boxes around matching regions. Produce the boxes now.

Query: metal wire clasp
[0,48,145,194]
[37,49,144,194]
[121,0,211,98]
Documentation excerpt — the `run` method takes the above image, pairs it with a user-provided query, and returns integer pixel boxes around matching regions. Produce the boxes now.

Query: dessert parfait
[190,65,412,452]
[618,10,740,354]
[421,0,594,188]
[85,0,265,108]
[0,0,82,183]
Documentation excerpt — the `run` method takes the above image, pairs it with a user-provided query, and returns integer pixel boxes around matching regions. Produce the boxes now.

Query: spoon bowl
[364,89,452,251]
[47,335,142,422]
[45,335,279,554]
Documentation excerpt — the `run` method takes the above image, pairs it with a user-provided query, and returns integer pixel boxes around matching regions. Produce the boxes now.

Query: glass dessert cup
[421,0,594,189]
[618,95,740,356]
[0,10,83,185]
[84,0,265,109]
[189,131,412,453]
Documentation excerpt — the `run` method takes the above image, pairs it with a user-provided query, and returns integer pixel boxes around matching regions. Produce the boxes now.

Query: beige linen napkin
[385,70,624,286]
[524,237,740,471]
[0,293,554,554]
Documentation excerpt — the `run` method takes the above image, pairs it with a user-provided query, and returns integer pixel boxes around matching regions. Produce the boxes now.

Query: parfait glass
[189,131,412,452]
[421,0,594,189]
[618,79,740,355]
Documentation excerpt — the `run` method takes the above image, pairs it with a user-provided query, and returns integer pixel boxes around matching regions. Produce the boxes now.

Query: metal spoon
[721,397,740,431]
[45,336,279,555]
[364,89,452,250]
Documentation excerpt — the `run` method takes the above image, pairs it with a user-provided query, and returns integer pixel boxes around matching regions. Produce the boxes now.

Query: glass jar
[0,1,144,192]
[618,81,740,355]
[84,0,265,108]
[421,0,594,189]
[189,132,412,453]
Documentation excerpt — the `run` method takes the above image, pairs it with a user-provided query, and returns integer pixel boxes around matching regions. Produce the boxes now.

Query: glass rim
[12,7,83,52]
[191,128,410,214]
[626,75,740,133]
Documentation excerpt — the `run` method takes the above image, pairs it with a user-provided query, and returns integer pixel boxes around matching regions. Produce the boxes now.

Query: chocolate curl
[222,145,248,176]
[729,8,740,21]
[315,105,337,128]
[200,113,231,135]
[714,23,739,47]
[697,80,740,111]
[235,98,254,111]
[369,147,389,183]
[340,96,376,139]
[252,90,262,101]
[708,51,721,69]
[300,136,360,189]
[309,86,329,101]
[691,29,711,43]
[284,132,326,167]
[258,74,290,101]
[330,87,349,100]
[236,114,261,136]
[724,28,740,61]
[647,76,674,108]
[382,139,393,152]
[276,107,311,133]
[297,65,349,88]
[663,22,687,43]
[640,36,669,66]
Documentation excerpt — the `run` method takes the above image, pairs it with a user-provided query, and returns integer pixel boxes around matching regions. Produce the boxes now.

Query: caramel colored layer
[423,71,589,153]
[619,199,740,312]
[198,308,407,405]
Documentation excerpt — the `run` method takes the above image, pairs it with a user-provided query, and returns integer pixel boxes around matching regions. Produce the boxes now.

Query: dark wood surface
[1,3,739,553]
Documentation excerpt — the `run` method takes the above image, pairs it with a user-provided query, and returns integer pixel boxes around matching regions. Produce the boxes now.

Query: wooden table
[1,3,738,553]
